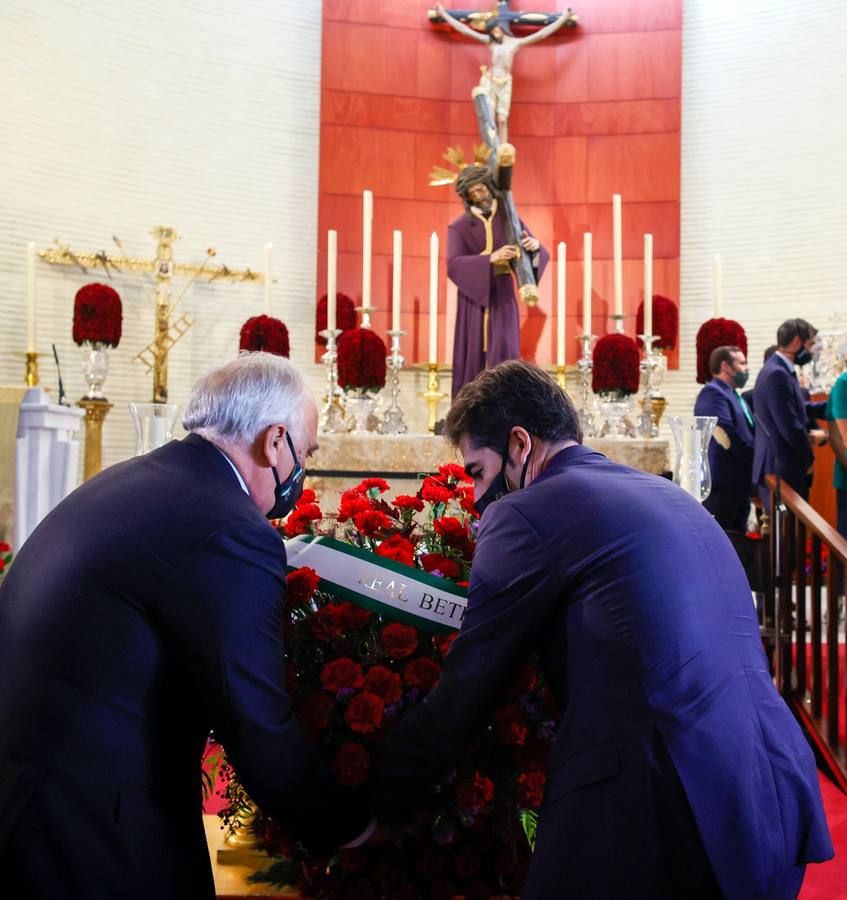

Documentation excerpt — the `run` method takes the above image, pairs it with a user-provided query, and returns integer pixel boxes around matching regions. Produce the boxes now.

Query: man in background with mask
[752,317,827,506]
[372,359,831,899]
[694,345,755,533]
[0,353,370,900]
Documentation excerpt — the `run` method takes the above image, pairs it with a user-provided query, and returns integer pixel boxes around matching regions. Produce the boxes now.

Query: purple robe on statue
[448,211,549,398]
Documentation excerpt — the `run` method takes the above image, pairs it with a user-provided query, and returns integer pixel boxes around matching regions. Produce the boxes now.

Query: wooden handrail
[766,475,847,565]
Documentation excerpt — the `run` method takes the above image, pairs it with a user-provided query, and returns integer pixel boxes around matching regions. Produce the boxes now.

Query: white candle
[429,232,439,364]
[643,234,653,337]
[327,230,337,333]
[556,242,566,366]
[392,230,402,332]
[263,242,273,315]
[713,253,722,316]
[26,241,36,352]
[362,190,373,309]
[612,194,623,317]
[582,232,592,336]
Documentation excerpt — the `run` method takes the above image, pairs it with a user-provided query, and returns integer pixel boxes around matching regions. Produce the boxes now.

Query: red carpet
[800,772,847,898]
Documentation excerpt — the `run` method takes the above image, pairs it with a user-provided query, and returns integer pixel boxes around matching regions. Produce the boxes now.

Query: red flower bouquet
[239,315,290,357]
[592,333,640,395]
[337,327,387,392]
[636,295,679,350]
[72,283,122,347]
[695,318,748,384]
[315,292,358,346]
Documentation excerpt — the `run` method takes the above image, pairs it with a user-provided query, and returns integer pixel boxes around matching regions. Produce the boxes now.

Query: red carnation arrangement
[337,327,387,392]
[315,292,358,346]
[72,283,122,347]
[695,317,748,384]
[592,333,640,395]
[636,295,679,350]
[238,315,290,357]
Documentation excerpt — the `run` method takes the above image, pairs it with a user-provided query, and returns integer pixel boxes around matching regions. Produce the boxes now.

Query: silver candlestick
[610,313,626,335]
[638,334,661,438]
[379,330,408,434]
[576,334,597,437]
[318,328,346,433]
[356,305,374,330]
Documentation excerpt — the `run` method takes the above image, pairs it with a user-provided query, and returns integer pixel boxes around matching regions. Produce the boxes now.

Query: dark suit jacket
[694,378,755,496]
[373,446,832,899]
[752,353,815,497]
[0,434,367,900]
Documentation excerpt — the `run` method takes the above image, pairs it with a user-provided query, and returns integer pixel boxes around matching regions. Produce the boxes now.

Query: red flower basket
[337,328,387,391]
[239,315,290,357]
[635,295,679,350]
[72,283,122,347]
[592,333,640,395]
[315,293,358,346]
[695,318,747,384]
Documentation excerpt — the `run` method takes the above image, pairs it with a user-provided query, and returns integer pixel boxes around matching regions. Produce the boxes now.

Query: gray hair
[183,352,314,446]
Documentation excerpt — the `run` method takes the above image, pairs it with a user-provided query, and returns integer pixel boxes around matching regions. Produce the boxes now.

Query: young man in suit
[694,345,755,533]
[373,360,832,899]
[0,353,370,900]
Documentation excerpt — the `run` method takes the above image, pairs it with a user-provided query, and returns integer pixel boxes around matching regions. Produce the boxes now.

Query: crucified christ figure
[435,3,577,143]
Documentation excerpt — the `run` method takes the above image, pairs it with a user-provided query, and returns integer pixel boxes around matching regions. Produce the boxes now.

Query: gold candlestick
[78,398,113,480]
[421,363,447,434]
[554,364,567,390]
[24,351,40,386]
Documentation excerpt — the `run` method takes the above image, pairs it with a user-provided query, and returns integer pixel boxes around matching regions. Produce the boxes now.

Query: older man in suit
[0,353,369,900]
[373,360,832,899]
[694,345,756,533]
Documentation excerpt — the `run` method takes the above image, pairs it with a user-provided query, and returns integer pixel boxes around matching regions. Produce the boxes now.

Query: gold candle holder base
[24,351,40,387]
[421,363,447,434]
[220,799,263,855]
[78,397,113,481]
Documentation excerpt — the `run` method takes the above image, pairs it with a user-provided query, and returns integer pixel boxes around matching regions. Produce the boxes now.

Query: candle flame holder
[379,330,408,434]
[318,328,346,433]
[576,335,597,437]
[638,334,661,438]
[421,363,447,434]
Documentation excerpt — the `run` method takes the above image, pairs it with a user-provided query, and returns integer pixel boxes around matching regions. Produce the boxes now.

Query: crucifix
[39,226,264,403]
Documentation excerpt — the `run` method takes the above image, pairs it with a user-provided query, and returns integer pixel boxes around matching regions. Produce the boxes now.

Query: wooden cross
[428,1,574,31]
[39,226,264,403]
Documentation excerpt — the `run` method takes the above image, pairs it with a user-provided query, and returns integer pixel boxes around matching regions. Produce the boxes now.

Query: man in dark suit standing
[752,319,827,505]
[694,345,755,533]
[0,353,369,899]
[373,361,832,899]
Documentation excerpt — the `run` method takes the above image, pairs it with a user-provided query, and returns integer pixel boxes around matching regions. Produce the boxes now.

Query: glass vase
[82,344,109,399]
[669,415,717,503]
[129,402,179,455]
[345,391,377,434]
[598,391,634,438]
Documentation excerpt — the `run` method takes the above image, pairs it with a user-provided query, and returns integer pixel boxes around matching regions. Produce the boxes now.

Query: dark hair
[776,318,816,348]
[445,360,582,450]
[763,344,778,362]
[708,345,743,376]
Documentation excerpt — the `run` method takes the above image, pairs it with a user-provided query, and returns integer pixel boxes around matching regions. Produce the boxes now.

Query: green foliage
[520,809,538,851]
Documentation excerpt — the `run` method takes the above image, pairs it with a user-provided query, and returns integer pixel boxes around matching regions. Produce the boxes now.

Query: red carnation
[73,283,122,347]
[338,488,372,522]
[239,315,290,357]
[320,657,364,692]
[296,489,317,506]
[636,295,679,350]
[517,769,547,809]
[285,566,320,606]
[331,741,371,786]
[0,542,10,554]
[381,622,418,659]
[316,292,358,346]
[337,328,387,391]
[403,657,442,693]
[434,517,468,546]
[437,632,458,657]
[495,703,528,746]
[375,534,415,567]
[284,502,322,537]
[300,690,335,731]
[353,509,393,538]
[310,604,345,640]
[357,477,390,494]
[438,463,473,484]
[335,601,372,630]
[344,691,385,733]
[421,479,453,506]
[421,553,460,580]
[695,317,748,384]
[363,665,402,703]
[456,772,495,810]
[392,494,424,513]
[592,333,640,395]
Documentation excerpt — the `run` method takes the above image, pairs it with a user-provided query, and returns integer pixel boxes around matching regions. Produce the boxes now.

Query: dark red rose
[357,477,390,494]
[286,566,320,606]
[420,553,460,579]
[381,622,418,659]
[375,534,416,567]
[456,772,495,810]
[495,703,528,745]
[320,657,364,692]
[315,292,357,346]
[403,657,442,693]
[437,463,472,484]
[363,665,402,703]
[592,333,640,395]
[300,690,335,731]
[73,283,122,347]
[353,509,393,537]
[310,604,344,640]
[392,494,424,513]
[335,601,372,630]
[344,691,385,733]
[636,294,679,351]
[337,327,387,391]
[331,741,371,785]
[695,317,748,384]
[239,315,290,357]
[518,769,547,808]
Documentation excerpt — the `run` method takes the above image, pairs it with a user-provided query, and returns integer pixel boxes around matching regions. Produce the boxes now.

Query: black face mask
[266,432,305,520]
[733,369,749,390]
[794,347,813,367]
[473,438,530,515]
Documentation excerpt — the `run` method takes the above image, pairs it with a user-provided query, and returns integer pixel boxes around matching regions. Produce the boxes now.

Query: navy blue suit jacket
[373,446,832,899]
[752,354,815,496]
[0,435,367,899]
[694,378,755,496]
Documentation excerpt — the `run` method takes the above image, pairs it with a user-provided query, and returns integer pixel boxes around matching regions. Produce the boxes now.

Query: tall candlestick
[327,230,337,333]
[643,234,653,337]
[713,253,722,316]
[582,232,592,335]
[263,242,273,315]
[362,190,373,309]
[429,232,439,364]
[26,241,36,352]
[392,230,402,333]
[612,194,623,317]
[556,242,566,366]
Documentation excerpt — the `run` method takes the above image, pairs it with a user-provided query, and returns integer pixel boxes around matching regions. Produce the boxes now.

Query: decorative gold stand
[216,799,264,865]
[24,352,40,387]
[421,363,447,434]
[78,398,113,481]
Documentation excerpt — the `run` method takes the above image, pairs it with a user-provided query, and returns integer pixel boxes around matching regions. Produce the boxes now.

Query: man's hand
[809,428,828,447]
[490,244,518,265]
[521,230,540,253]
